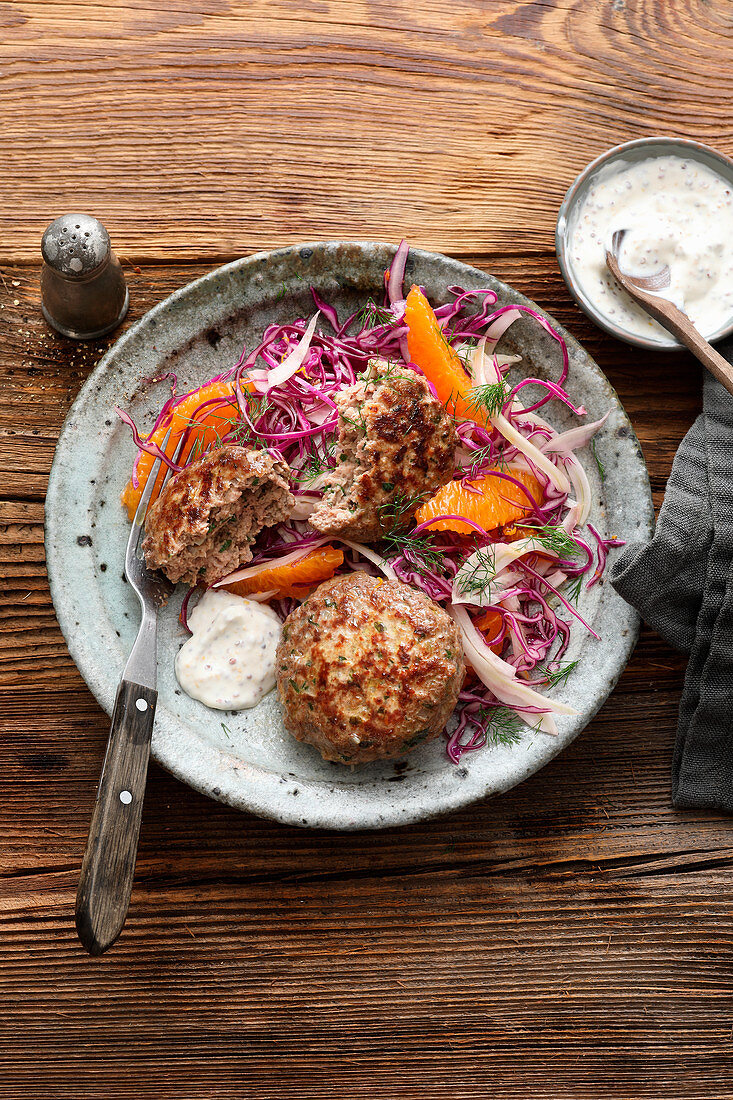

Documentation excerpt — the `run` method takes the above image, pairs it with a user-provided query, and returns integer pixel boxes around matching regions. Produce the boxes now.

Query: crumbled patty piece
[309,362,458,542]
[142,445,293,585]
[276,572,465,764]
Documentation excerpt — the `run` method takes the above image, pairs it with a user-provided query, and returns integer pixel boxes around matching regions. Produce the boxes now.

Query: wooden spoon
[606,230,733,397]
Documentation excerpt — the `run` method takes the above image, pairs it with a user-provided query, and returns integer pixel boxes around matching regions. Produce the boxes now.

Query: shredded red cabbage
[119,242,623,765]
[587,523,626,588]
[179,584,200,634]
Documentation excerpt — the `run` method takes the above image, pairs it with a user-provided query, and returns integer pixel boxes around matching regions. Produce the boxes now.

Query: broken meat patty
[142,445,293,585]
[309,362,458,542]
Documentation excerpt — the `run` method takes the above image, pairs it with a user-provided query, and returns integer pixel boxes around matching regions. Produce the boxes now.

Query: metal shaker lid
[40,214,129,340]
[41,214,111,278]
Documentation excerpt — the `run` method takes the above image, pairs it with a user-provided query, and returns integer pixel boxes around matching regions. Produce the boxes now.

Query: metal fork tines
[122,428,185,688]
[76,427,185,956]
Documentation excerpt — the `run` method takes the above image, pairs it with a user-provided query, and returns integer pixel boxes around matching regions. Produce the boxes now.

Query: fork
[76,430,183,956]
[606,230,733,397]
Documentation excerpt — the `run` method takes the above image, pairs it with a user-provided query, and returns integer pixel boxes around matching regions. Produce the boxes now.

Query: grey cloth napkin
[611,361,733,812]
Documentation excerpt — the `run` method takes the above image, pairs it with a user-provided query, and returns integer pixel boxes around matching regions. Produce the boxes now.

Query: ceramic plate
[45,242,653,830]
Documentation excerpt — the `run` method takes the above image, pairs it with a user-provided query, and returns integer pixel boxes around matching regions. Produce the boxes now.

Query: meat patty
[309,361,458,542]
[276,572,465,764]
[142,445,293,586]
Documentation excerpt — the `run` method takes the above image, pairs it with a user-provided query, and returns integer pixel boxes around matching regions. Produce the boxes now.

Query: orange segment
[499,522,535,543]
[121,380,241,519]
[464,611,503,680]
[404,286,488,425]
[474,609,504,655]
[415,469,541,535]
[222,546,344,601]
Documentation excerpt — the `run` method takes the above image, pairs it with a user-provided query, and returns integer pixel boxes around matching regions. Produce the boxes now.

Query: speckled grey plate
[45,242,653,831]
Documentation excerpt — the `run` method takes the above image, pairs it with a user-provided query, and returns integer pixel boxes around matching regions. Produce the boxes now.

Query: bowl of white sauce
[556,137,733,350]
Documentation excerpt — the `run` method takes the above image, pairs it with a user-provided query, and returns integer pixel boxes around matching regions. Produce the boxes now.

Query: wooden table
[3,2,733,1097]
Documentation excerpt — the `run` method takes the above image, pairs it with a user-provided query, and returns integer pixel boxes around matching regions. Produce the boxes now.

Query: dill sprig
[187,436,205,463]
[212,394,275,451]
[467,380,511,419]
[378,491,445,577]
[443,385,469,419]
[518,522,581,561]
[167,411,239,453]
[339,404,368,434]
[537,660,578,690]
[455,524,582,602]
[564,574,583,605]
[293,437,337,484]
[462,442,493,467]
[461,445,509,478]
[455,337,479,372]
[223,425,267,451]
[358,359,413,387]
[482,706,524,747]
[377,489,429,535]
[383,530,445,576]
[590,438,606,482]
[275,272,305,300]
[454,545,500,600]
[170,412,229,431]
[356,298,394,330]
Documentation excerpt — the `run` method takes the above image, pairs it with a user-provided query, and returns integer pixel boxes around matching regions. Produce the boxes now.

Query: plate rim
[45,240,653,830]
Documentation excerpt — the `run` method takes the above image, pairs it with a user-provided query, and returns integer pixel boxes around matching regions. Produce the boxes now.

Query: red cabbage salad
[118,241,623,763]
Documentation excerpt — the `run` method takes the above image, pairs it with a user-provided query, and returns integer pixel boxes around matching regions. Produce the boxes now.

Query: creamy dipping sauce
[568,154,733,342]
[175,589,282,711]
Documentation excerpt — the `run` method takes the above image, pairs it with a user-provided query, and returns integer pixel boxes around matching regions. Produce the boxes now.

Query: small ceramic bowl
[556,136,733,351]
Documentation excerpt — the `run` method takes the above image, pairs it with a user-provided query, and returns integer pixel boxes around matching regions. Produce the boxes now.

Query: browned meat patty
[142,445,293,585]
[309,362,458,542]
[276,572,465,764]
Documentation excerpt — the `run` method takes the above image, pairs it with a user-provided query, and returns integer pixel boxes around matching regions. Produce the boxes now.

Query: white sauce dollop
[568,154,733,342]
[175,589,282,711]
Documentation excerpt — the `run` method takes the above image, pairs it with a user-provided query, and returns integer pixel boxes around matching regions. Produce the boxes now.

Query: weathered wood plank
[0,251,707,1100]
[2,1,731,1094]
[1,1,732,260]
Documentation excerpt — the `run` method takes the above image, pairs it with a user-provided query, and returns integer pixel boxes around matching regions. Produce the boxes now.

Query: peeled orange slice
[121,380,240,519]
[463,610,503,680]
[404,286,487,424]
[474,608,504,655]
[223,546,344,600]
[415,469,541,535]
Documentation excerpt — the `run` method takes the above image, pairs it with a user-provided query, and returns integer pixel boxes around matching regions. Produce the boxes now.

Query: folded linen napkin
[611,355,733,812]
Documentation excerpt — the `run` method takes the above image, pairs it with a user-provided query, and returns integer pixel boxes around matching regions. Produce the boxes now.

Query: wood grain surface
[3,0,733,261]
[3,1,733,1097]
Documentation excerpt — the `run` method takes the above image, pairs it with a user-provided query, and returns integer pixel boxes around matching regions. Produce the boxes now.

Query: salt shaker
[40,214,129,340]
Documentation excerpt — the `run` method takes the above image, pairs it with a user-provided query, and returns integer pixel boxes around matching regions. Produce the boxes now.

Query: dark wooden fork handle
[76,680,157,956]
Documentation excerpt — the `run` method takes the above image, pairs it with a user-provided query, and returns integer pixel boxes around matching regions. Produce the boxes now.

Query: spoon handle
[644,298,733,397]
[605,250,733,397]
